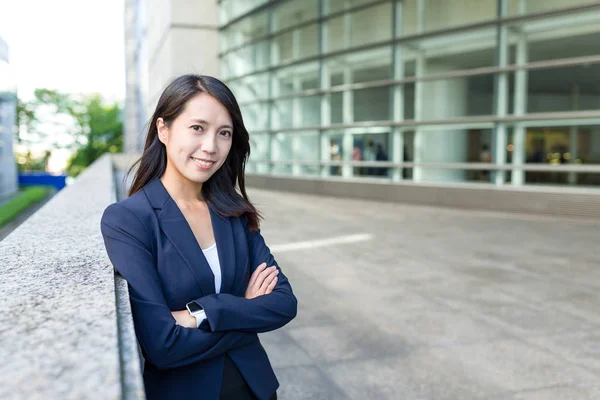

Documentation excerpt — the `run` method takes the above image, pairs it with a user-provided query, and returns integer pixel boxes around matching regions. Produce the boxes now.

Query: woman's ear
[157,118,168,145]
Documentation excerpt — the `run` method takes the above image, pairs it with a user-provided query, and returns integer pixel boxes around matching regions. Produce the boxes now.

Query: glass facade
[0,37,18,199]
[219,0,600,187]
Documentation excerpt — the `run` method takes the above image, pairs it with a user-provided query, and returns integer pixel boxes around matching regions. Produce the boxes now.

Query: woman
[100,74,297,400]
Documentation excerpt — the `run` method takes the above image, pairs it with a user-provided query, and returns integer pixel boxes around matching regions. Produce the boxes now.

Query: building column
[291,77,302,176]
[511,27,528,185]
[412,0,468,183]
[493,0,509,185]
[414,62,468,182]
[342,67,353,178]
[319,0,330,177]
[391,0,404,182]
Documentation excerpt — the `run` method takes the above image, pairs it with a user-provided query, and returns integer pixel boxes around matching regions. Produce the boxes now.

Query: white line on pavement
[269,233,373,253]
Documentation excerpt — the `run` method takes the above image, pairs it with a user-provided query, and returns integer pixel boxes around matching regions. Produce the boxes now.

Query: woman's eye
[220,130,232,138]
[191,125,203,132]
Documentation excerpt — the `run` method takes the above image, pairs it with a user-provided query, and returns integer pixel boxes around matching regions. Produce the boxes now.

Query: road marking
[270,233,373,253]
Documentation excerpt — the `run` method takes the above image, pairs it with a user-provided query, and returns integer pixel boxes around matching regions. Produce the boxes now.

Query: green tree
[66,94,123,177]
[15,89,123,177]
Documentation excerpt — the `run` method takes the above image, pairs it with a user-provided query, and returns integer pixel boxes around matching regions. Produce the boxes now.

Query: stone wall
[0,154,144,399]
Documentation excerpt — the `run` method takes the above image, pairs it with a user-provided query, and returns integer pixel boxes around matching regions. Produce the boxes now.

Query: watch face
[187,302,203,313]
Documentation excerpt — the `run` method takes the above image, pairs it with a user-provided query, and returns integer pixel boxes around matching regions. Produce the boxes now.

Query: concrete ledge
[245,174,600,219]
[0,154,144,399]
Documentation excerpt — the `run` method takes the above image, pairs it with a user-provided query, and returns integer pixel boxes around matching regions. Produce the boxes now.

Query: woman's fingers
[265,275,278,294]
[259,268,279,293]
[248,262,267,288]
[255,265,275,290]
[245,264,278,298]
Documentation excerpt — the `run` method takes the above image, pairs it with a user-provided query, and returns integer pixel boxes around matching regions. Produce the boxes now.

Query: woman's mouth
[190,157,215,170]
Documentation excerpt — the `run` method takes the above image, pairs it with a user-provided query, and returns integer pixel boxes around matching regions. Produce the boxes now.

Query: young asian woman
[100,74,297,400]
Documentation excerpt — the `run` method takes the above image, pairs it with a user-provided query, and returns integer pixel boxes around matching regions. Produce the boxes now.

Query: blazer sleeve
[192,217,298,333]
[100,202,258,370]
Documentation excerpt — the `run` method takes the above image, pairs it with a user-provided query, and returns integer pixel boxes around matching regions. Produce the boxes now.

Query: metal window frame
[220,0,391,55]
[251,159,600,174]
[222,2,600,82]
[235,54,600,107]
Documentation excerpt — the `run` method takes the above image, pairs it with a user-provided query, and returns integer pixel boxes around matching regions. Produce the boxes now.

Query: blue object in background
[19,173,68,191]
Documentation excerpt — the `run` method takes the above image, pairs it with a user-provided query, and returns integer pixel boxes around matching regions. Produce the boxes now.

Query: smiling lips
[190,156,215,170]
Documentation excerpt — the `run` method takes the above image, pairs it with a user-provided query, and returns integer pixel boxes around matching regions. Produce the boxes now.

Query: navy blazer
[100,178,297,400]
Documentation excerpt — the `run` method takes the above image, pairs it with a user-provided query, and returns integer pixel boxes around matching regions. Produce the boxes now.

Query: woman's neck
[160,164,204,203]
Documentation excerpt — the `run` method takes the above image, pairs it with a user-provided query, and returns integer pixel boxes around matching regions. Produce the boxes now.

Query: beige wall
[124,0,220,153]
[146,0,220,112]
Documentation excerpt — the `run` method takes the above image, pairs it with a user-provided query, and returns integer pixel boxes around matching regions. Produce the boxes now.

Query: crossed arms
[100,203,297,370]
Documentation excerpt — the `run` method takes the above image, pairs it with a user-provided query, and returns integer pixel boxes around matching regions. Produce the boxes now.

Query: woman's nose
[202,134,217,153]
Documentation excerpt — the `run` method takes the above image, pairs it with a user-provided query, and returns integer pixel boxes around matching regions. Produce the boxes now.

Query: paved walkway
[251,188,600,400]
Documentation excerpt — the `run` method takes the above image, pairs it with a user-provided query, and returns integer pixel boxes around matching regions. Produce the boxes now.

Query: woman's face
[157,92,233,185]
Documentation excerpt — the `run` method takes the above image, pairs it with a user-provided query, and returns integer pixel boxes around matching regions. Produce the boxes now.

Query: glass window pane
[229,73,269,103]
[298,24,319,59]
[222,10,268,51]
[325,133,344,176]
[248,132,270,174]
[223,47,254,78]
[294,131,320,175]
[508,10,600,63]
[273,23,319,64]
[274,0,319,32]
[523,64,600,114]
[331,92,343,124]
[402,0,496,35]
[272,95,321,130]
[271,133,294,175]
[272,99,293,130]
[425,0,496,32]
[274,31,294,64]
[242,102,269,132]
[354,87,390,122]
[350,3,392,47]
[507,124,600,187]
[300,95,321,127]
[326,47,392,84]
[220,0,270,26]
[351,132,391,178]
[410,28,497,75]
[418,74,495,119]
[326,3,392,52]
[326,0,380,15]
[507,0,599,16]
[326,15,346,53]
[273,62,320,97]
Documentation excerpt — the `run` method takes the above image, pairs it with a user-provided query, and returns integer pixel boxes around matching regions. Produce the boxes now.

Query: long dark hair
[126,74,261,231]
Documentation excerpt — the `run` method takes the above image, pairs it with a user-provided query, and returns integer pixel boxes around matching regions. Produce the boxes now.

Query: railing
[0,154,144,399]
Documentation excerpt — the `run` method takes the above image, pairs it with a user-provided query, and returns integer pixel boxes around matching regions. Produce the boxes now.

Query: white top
[202,243,221,294]
[190,243,221,328]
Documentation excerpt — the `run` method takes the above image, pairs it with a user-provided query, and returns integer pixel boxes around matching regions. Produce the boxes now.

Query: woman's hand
[245,262,279,299]
[171,310,197,328]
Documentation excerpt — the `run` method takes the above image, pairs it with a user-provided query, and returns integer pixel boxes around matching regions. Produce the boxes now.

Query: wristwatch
[186,301,206,328]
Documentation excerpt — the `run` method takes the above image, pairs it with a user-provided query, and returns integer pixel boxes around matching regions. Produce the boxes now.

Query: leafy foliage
[15,89,123,176]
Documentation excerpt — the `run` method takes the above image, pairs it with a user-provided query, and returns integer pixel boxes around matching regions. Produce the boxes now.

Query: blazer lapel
[157,195,216,297]
[209,206,236,294]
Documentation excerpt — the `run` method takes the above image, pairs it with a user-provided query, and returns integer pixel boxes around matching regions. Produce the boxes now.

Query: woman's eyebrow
[190,118,233,130]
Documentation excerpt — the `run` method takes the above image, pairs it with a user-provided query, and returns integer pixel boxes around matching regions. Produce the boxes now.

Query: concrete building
[125,0,600,193]
[124,0,220,153]
[0,36,18,201]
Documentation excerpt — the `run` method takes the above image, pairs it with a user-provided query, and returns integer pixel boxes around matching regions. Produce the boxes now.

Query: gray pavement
[251,188,600,400]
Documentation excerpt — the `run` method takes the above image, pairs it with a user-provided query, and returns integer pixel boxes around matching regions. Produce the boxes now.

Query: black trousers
[219,355,277,400]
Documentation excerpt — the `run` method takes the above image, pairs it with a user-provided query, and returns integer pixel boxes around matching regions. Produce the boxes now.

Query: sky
[0,0,125,101]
